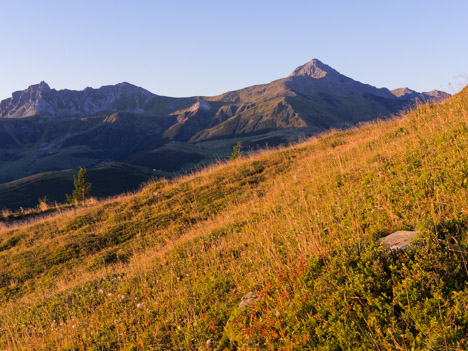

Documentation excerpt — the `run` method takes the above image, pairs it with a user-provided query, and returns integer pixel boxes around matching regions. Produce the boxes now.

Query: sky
[1,0,467,100]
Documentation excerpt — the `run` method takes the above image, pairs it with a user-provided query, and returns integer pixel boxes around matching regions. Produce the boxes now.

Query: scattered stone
[238,291,259,310]
[379,230,421,250]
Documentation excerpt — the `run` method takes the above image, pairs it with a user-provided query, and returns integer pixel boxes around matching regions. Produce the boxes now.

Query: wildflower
[137,303,143,308]
[98,289,104,294]
[120,294,125,300]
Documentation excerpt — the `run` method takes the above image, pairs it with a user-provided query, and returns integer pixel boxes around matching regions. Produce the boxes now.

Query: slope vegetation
[0,87,466,350]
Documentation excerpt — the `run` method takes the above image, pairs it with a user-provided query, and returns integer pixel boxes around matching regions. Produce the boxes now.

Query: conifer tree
[67,167,91,204]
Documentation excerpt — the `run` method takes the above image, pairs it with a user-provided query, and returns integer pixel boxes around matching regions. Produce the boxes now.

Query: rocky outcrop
[0,82,154,118]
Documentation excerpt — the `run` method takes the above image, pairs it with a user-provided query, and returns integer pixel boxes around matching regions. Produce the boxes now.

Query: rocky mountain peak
[289,59,339,79]
[14,81,51,98]
[117,82,135,88]
[30,81,51,92]
[391,87,417,98]
[423,90,451,99]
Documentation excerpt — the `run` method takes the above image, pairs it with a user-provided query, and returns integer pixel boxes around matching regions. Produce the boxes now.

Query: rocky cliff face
[0,82,154,118]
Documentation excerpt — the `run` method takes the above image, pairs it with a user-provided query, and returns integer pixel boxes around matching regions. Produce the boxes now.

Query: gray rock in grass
[379,230,421,250]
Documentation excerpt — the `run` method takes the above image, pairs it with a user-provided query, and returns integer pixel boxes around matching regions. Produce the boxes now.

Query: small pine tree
[67,167,91,204]
[230,141,242,161]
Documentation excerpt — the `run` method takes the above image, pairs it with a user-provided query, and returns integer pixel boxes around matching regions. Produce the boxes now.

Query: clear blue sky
[1,0,467,100]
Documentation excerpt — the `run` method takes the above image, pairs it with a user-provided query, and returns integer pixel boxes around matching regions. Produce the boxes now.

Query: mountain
[1,60,449,127]
[0,81,153,118]
[0,86,466,349]
[195,59,449,143]
[391,87,450,101]
[0,59,450,209]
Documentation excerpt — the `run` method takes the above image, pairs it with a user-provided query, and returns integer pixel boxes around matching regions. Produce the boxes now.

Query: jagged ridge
[0,82,153,118]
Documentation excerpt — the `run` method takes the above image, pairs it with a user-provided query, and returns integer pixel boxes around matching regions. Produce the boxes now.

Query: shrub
[230,142,242,161]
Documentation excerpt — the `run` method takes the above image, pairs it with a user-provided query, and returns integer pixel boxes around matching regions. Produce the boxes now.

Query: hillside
[0,60,450,210]
[0,86,466,350]
[0,163,157,210]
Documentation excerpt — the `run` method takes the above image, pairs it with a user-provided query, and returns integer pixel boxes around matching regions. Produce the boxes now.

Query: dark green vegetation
[66,168,92,204]
[230,142,242,161]
[0,85,465,349]
[0,60,449,210]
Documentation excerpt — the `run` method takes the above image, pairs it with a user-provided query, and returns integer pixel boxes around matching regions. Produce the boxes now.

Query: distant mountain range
[0,59,450,209]
[1,60,449,121]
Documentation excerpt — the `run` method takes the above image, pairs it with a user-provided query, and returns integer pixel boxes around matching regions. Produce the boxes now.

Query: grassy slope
[0,88,467,349]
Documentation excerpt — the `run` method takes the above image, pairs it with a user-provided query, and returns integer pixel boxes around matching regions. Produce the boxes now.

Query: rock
[188,100,211,112]
[379,230,421,250]
[238,291,258,310]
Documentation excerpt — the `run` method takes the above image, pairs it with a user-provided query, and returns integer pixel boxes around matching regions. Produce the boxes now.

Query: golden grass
[0,88,467,349]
